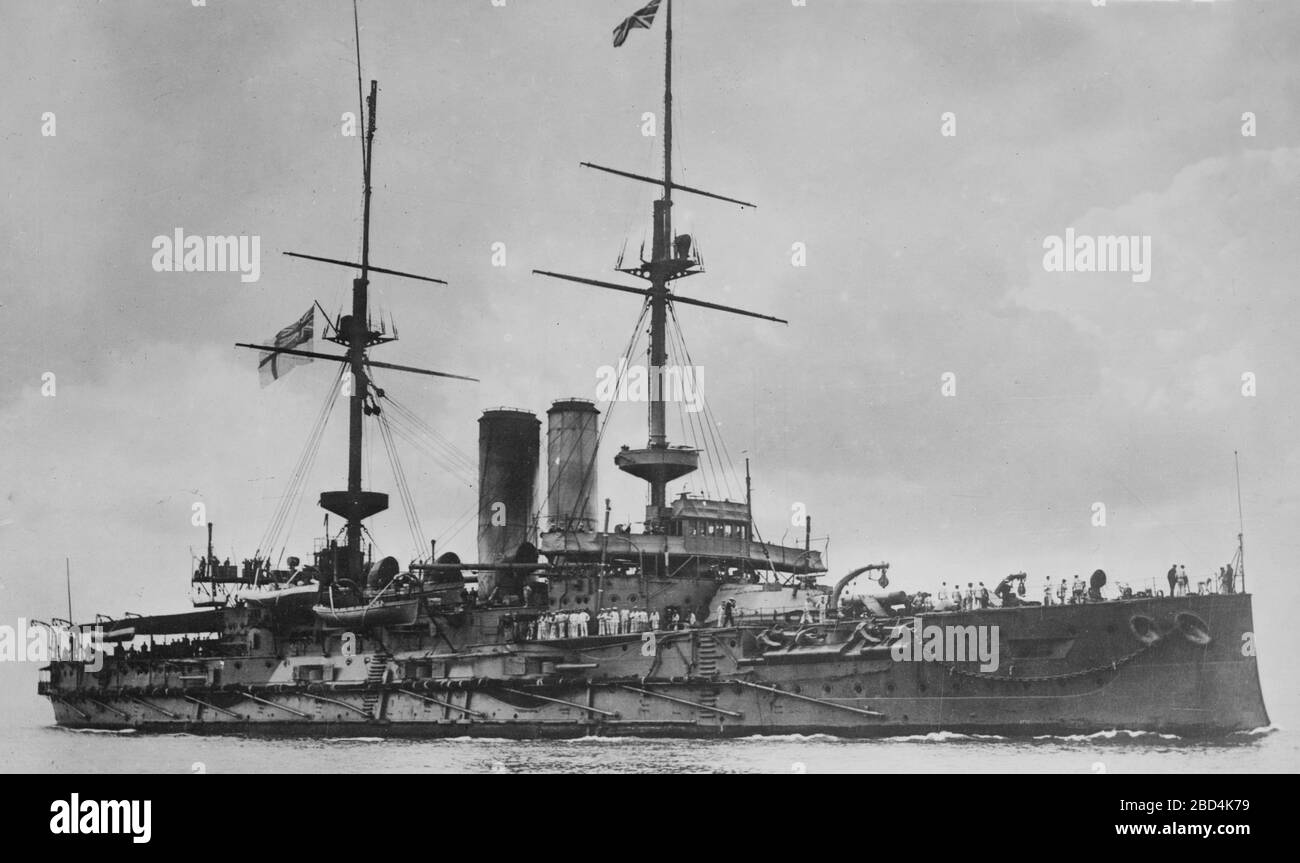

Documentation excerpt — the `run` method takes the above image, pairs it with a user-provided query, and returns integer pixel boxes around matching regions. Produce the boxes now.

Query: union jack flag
[613,0,661,48]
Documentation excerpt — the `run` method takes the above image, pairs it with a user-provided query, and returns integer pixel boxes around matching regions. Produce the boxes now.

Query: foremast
[330,80,387,578]
[239,80,475,585]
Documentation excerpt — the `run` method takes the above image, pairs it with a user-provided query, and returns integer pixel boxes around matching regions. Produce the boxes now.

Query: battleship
[36,1,1268,738]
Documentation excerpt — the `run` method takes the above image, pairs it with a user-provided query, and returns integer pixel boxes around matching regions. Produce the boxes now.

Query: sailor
[619,607,631,634]
[966,583,976,611]
[688,608,698,628]
[1043,580,1053,606]
[1057,579,1068,605]
[650,609,661,631]
[1177,565,1188,596]
[576,609,589,637]
[937,582,949,606]
[1071,574,1085,604]
[978,582,989,609]
[1224,563,1235,594]
[722,598,736,627]
[1167,564,1177,596]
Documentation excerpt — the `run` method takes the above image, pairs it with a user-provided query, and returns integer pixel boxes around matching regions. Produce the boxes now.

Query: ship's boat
[237,582,319,611]
[312,596,421,628]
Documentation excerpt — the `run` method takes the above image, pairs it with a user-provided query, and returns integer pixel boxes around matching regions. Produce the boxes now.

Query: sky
[1,0,1298,730]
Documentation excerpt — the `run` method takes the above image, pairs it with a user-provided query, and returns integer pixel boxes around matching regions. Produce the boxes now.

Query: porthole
[792,685,802,694]
[822,685,831,695]
[853,683,863,694]
[729,640,737,648]
[609,594,620,603]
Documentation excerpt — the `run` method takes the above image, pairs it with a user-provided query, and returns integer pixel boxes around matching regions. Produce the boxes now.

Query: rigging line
[374,413,410,553]
[265,374,340,555]
[377,392,475,467]
[437,446,536,545]
[377,402,473,479]
[434,496,479,547]
[381,411,472,478]
[352,0,367,177]
[552,301,650,527]
[368,369,428,559]
[390,422,426,561]
[666,307,724,499]
[548,304,648,528]
[668,301,739,498]
[257,365,344,556]
[665,314,709,497]
[383,416,475,488]
[536,301,650,527]
[380,395,477,474]
[376,409,424,561]
[272,377,342,563]
[385,404,475,473]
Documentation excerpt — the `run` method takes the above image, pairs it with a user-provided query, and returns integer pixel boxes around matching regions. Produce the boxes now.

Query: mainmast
[533,0,785,532]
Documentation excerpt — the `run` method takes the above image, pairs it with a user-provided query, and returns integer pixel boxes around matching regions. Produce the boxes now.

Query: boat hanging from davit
[37,0,1268,738]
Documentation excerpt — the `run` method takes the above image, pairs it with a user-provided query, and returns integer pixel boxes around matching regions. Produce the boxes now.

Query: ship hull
[44,593,1268,738]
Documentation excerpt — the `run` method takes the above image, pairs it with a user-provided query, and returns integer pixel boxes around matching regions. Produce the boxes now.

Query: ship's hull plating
[44,594,1268,738]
